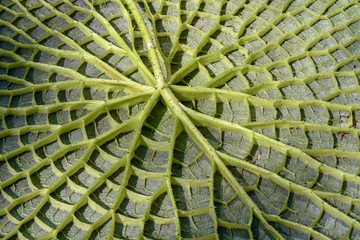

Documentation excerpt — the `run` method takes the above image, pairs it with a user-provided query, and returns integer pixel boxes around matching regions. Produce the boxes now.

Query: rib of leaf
[0,102,101,118]
[0,76,149,98]
[4,93,157,239]
[314,190,360,206]
[47,95,158,238]
[171,85,360,114]
[247,47,359,72]
[165,0,240,77]
[163,118,182,237]
[10,0,143,85]
[208,144,219,238]
[0,59,121,84]
[264,215,332,240]
[113,0,167,86]
[242,4,359,62]
[177,3,221,52]
[202,64,264,88]
[0,35,139,84]
[183,104,360,185]
[240,72,360,97]
[0,35,126,78]
[169,48,248,85]
[164,0,268,84]
[204,63,358,95]
[140,0,171,78]
[31,90,161,239]
[0,69,149,101]
[88,93,163,237]
[219,150,360,233]
[0,75,33,88]
[242,121,360,136]
[132,174,177,234]
[165,0,359,89]
[232,0,269,39]
[0,100,145,190]
[0,90,152,161]
[161,87,285,239]
[304,149,360,160]
[0,124,60,139]
[114,0,138,49]
[0,188,46,215]
[2,142,96,240]
[0,20,37,46]
[246,33,359,68]
[70,0,132,54]
[134,184,169,237]
[124,0,167,88]
[204,66,359,92]
[170,0,202,50]
[0,19,127,62]
[0,141,90,192]
[105,90,163,238]
[68,0,157,86]
[181,106,360,230]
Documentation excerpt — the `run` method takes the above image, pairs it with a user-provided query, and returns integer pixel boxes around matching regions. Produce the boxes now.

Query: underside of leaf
[0,0,360,239]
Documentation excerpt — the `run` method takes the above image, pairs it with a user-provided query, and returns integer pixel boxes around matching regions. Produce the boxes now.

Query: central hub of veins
[155,73,168,90]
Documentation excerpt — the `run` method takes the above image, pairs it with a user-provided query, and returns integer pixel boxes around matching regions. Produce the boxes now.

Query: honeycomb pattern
[0,0,360,239]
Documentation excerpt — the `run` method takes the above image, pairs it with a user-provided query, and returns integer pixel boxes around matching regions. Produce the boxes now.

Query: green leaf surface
[0,0,360,239]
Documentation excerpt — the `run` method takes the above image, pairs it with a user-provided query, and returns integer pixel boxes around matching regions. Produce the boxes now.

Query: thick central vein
[124,0,168,89]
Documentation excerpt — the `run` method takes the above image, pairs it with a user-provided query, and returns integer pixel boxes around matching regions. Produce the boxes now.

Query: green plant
[0,0,360,239]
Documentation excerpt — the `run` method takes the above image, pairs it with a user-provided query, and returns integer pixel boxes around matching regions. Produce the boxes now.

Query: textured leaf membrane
[0,0,359,239]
